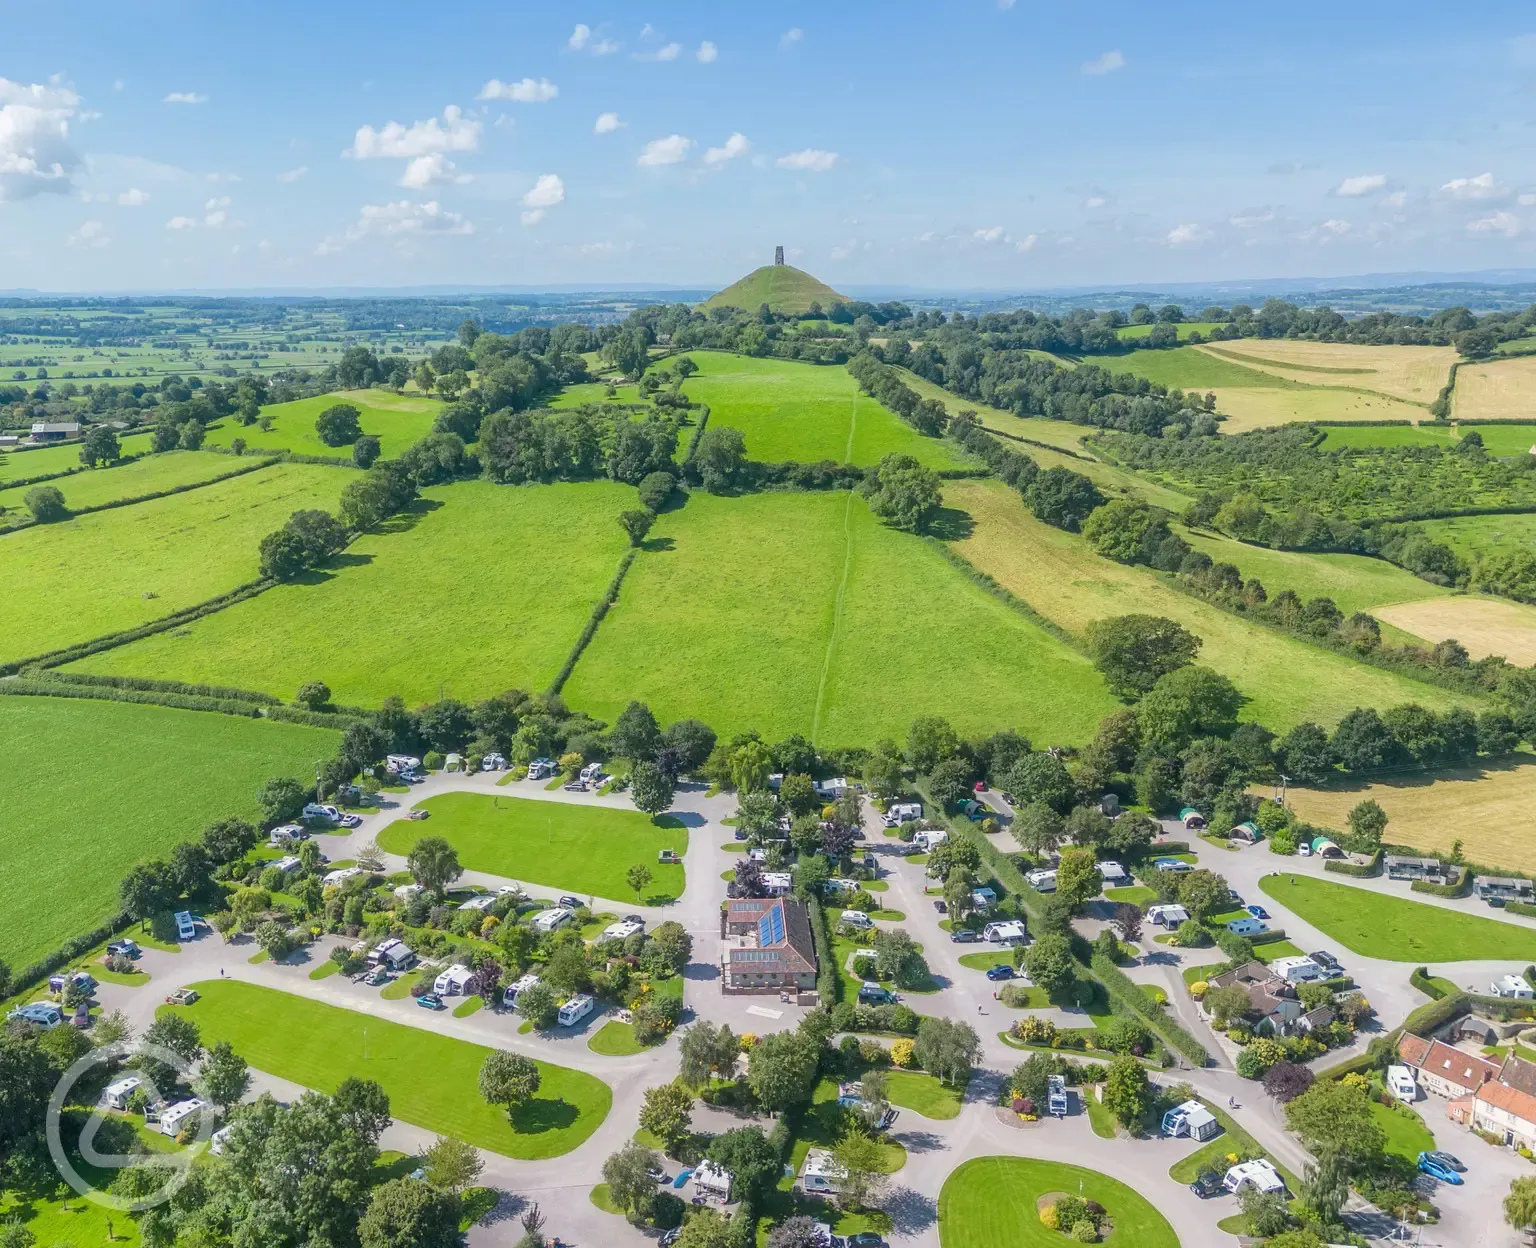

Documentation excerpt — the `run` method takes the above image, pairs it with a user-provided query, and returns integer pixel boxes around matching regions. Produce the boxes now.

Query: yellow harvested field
[1374,596,1536,665]
[1279,755,1536,870]
[1452,354,1536,422]
[1211,385,1427,434]
[945,478,1473,731]
[1198,341,1454,404]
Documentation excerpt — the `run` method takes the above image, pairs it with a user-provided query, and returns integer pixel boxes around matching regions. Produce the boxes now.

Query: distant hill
[701,264,848,316]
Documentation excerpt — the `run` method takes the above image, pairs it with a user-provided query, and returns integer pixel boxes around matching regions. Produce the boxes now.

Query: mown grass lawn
[1368,1089,1436,1160]
[1105,886,1157,908]
[378,791,688,904]
[164,980,610,1158]
[3,462,347,665]
[588,1020,649,1056]
[0,697,336,970]
[678,350,967,469]
[71,479,636,706]
[0,449,261,518]
[1258,875,1536,962]
[885,1071,964,1120]
[204,390,439,460]
[938,1156,1178,1248]
[1253,939,1306,964]
[566,489,1118,746]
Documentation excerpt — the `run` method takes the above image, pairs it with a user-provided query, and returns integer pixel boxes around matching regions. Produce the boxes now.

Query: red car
[973,781,988,792]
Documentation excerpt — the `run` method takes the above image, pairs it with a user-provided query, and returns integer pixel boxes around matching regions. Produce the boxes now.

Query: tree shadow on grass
[644,892,681,907]
[927,506,975,541]
[640,536,676,553]
[295,552,375,584]
[374,496,444,535]
[1296,751,1536,797]
[510,1097,581,1135]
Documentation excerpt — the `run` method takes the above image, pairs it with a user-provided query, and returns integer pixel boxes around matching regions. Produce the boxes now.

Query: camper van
[558,994,595,1027]
[840,909,874,930]
[1025,868,1057,892]
[532,907,572,933]
[912,829,948,852]
[174,911,197,941]
[526,757,557,781]
[882,802,923,827]
[1047,1075,1068,1118]
[303,803,341,823]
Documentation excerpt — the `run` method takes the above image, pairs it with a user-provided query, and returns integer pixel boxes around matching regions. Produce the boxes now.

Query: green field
[0,697,337,968]
[0,449,253,519]
[565,489,1120,746]
[203,391,440,460]
[1258,875,1536,961]
[1421,511,1536,561]
[377,791,688,904]
[1116,322,1227,342]
[937,1157,1178,1248]
[885,1071,964,1120]
[0,432,152,483]
[164,980,611,1158]
[1,462,348,665]
[67,480,636,705]
[1369,1092,1436,1160]
[1108,345,1293,391]
[679,351,967,469]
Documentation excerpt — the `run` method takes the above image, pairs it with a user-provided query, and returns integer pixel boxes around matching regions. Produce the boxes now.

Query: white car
[336,813,363,828]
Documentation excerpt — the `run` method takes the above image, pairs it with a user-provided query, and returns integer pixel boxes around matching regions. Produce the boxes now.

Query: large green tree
[1085,615,1202,698]
[860,453,942,534]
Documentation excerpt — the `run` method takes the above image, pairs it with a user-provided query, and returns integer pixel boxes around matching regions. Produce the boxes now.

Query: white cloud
[68,219,108,248]
[973,226,1006,243]
[569,24,619,54]
[1469,210,1520,237]
[317,199,473,253]
[1520,193,1536,207]
[1335,173,1386,197]
[1229,209,1274,228]
[522,172,565,208]
[346,105,480,160]
[781,28,804,47]
[276,166,308,183]
[520,209,546,226]
[1303,218,1351,241]
[1083,195,1106,209]
[400,152,471,188]
[697,41,718,63]
[0,78,83,202]
[113,78,124,91]
[637,134,693,166]
[777,149,838,173]
[1381,191,1407,209]
[205,171,240,183]
[704,132,750,166]
[651,42,682,61]
[166,215,197,229]
[1166,223,1211,246]
[477,77,558,103]
[162,91,207,104]
[1442,172,1501,200]
[117,187,149,206]
[203,195,231,227]
[594,112,623,134]
[1016,234,1038,252]
[1082,50,1126,75]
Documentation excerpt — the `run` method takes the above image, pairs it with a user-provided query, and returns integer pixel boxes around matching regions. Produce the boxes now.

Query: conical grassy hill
[700,263,848,316]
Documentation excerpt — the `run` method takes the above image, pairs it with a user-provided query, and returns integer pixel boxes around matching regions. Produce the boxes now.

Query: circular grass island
[938,1157,1179,1248]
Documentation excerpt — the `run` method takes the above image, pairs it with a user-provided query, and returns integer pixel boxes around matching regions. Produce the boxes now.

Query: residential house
[721,898,818,994]
[1472,1081,1536,1151]
[1396,1035,1501,1100]
[1207,962,1306,1036]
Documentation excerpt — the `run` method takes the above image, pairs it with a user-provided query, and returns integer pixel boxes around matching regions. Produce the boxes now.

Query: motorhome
[558,994,595,1026]
[882,802,922,827]
[1025,868,1057,892]
[1047,1074,1068,1118]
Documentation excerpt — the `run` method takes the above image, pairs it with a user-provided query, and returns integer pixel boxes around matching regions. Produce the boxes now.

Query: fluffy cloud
[520,173,565,225]
[317,199,473,253]
[1229,209,1274,228]
[200,196,232,228]
[973,226,1006,243]
[703,132,749,166]
[347,105,480,160]
[478,77,558,103]
[638,134,693,166]
[1381,191,1407,209]
[1335,173,1386,197]
[1520,193,1536,207]
[162,91,207,104]
[644,42,682,62]
[776,149,838,172]
[117,187,149,206]
[0,78,84,202]
[276,166,308,183]
[569,24,618,54]
[594,112,623,135]
[1469,211,1520,237]
[697,41,718,63]
[166,216,197,229]
[781,28,804,47]
[400,152,470,188]
[1442,172,1501,200]
[1166,223,1212,246]
[1082,50,1126,75]
[1302,218,1351,241]
[68,219,108,248]
[1083,195,1106,209]
[1016,234,1038,252]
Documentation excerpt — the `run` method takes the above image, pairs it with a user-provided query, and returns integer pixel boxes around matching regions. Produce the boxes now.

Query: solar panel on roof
[758,905,785,947]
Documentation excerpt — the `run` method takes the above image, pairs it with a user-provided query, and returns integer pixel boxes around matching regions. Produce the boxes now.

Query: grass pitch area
[163,980,611,1158]
[67,480,635,705]
[0,449,257,518]
[945,479,1469,731]
[937,1156,1178,1248]
[1375,596,1536,665]
[564,488,1118,746]
[204,390,440,460]
[0,697,337,969]
[1257,874,1536,962]
[0,462,348,666]
[679,351,966,469]
[1278,754,1536,870]
[378,791,688,904]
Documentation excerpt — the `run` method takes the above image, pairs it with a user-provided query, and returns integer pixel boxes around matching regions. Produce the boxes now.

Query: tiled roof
[1403,1038,1500,1091]
[1397,1034,1431,1067]
[1477,1079,1536,1125]
[1500,1056,1536,1098]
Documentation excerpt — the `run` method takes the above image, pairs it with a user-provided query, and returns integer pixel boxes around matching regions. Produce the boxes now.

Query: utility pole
[1277,774,1290,807]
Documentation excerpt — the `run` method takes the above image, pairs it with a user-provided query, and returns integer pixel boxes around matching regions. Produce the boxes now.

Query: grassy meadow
[944,479,1474,731]
[0,433,150,483]
[679,351,967,469]
[68,480,635,706]
[0,697,337,969]
[165,980,611,1158]
[378,791,689,903]
[564,489,1119,746]
[1418,511,1536,563]
[0,449,263,518]
[0,463,348,665]
[1116,321,1227,342]
[203,390,440,460]
[1213,386,1426,433]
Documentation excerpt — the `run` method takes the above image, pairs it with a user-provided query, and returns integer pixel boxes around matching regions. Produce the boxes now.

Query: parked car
[1297,841,1311,857]
[407,809,430,821]
[1247,904,1271,920]
[973,780,988,792]
[1417,1152,1463,1185]
[164,989,199,1006]
[951,928,978,943]
[1189,1172,1224,1199]
[858,983,895,1005]
[933,899,948,914]
[846,1233,888,1248]
[106,940,141,959]
[985,965,1014,981]
[659,1231,682,1248]
[623,914,644,926]
[563,781,586,793]
[70,1004,92,1029]
[1000,791,1014,804]
[336,814,363,829]
[415,993,446,1011]
[559,896,584,911]
[1423,1150,1465,1173]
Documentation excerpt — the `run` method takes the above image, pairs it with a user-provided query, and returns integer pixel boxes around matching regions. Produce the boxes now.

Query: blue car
[986,965,1015,981]
[415,993,446,1011]
[1417,1152,1464,1185]
[1247,904,1271,920]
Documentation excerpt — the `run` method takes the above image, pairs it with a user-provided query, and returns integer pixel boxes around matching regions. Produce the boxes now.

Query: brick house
[721,898,818,994]
[1397,1034,1501,1099]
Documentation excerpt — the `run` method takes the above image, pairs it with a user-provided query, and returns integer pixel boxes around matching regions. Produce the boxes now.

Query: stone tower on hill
[775,246,784,265]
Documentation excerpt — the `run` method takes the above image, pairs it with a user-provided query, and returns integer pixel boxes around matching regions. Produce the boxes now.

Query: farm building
[722,898,818,993]
[30,421,81,441]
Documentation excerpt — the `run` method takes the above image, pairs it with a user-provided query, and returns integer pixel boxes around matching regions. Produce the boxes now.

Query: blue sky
[3,1,1535,292]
